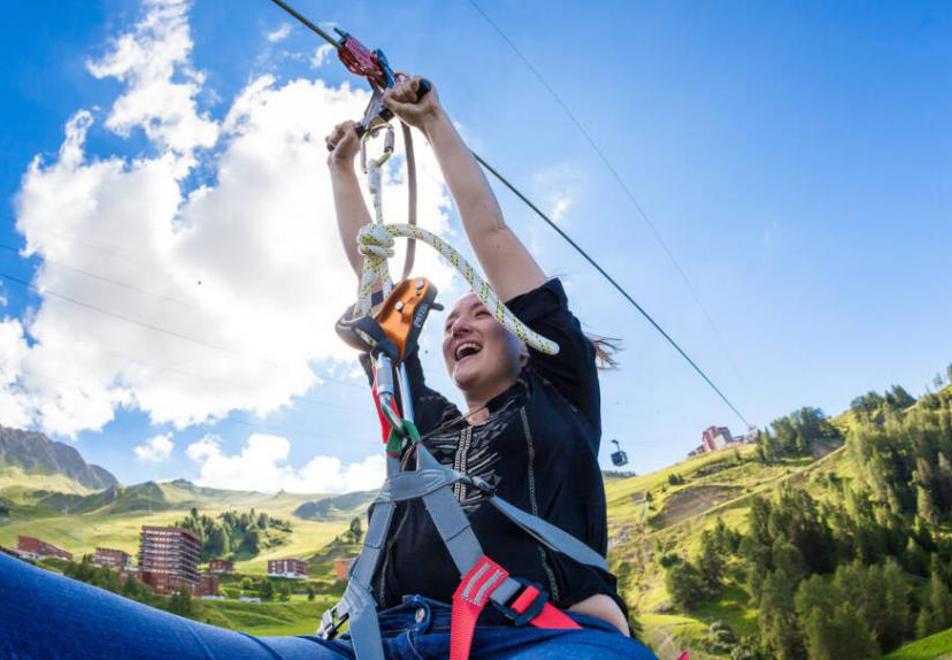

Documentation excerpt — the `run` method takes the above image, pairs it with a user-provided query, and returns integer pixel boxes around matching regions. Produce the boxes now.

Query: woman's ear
[519,342,530,367]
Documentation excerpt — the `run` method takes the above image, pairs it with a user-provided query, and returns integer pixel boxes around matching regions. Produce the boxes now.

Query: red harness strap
[450,556,581,660]
[370,373,400,443]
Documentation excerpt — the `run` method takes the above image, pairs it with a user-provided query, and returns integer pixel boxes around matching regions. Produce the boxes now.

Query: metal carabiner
[360,122,395,175]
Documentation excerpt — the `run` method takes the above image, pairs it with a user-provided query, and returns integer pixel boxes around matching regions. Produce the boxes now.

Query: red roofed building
[208,559,234,574]
[195,573,219,597]
[334,558,354,582]
[268,558,308,579]
[92,547,131,571]
[16,536,72,561]
[138,526,200,595]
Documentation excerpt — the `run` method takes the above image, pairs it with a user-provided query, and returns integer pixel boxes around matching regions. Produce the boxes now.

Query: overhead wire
[0,269,366,393]
[0,243,191,308]
[13,367,357,444]
[466,0,750,408]
[266,0,753,429]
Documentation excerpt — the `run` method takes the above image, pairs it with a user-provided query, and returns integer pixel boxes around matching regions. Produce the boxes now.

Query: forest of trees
[755,407,842,462]
[666,385,952,658]
[175,508,292,561]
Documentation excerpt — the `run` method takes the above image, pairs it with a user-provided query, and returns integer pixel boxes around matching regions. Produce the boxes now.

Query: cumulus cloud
[186,433,384,493]
[310,44,334,69]
[5,0,456,436]
[265,23,292,43]
[134,432,174,462]
[86,0,217,167]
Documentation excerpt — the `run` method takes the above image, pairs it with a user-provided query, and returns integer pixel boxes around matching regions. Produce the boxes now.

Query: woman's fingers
[326,121,358,152]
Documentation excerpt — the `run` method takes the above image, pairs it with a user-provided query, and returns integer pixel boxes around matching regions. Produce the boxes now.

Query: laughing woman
[325,76,655,658]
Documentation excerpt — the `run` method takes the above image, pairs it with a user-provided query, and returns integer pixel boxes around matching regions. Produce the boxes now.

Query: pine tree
[260,579,274,601]
[665,561,706,610]
[916,486,938,525]
[803,604,879,660]
[758,570,802,660]
[697,530,725,592]
[880,558,911,650]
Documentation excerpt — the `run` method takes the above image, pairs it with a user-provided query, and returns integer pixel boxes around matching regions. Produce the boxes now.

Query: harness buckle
[463,474,496,497]
[492,580,550,627]
[317,605,347,640]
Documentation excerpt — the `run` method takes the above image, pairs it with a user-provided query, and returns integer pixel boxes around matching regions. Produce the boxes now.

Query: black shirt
[370,278,625,615]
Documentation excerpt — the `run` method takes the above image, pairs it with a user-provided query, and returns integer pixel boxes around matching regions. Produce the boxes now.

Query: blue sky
[1,0,949,491]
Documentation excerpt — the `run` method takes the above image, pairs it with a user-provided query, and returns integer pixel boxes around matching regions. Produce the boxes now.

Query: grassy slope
[0,466,93,499]
[196,597,338,636]
[605,395,952,658]
[605,439,856,657]
[886,626,952,660]
[0,479,363,575]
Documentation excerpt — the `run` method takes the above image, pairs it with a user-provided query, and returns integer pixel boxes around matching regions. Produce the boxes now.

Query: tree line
[175,507,292,561]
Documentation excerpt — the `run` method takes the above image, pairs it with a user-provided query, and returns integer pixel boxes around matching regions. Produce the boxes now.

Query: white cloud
[6,0,457,437]
[265,23,292,43]
[310,44,334,69]
[0,319,32,429]
[550,193,572,222]
[187,433,384,493]
[85,0,217,167]
[134,432,174,462]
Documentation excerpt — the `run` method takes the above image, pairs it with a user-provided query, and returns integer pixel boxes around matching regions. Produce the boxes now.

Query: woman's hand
[326,120,361,169]
[382,76,442,131]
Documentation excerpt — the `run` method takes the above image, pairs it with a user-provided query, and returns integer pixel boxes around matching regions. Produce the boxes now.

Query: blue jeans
[0,552,656,658]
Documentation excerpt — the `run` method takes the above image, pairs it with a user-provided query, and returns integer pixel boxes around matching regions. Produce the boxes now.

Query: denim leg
[380,595,658,660]
[411,624,657,659]
[0,553,350,660]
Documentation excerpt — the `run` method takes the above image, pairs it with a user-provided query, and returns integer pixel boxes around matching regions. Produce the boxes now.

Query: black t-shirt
[370,278,625,616]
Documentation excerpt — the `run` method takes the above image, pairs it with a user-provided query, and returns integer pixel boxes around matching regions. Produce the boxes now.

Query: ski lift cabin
[610,439,628,467]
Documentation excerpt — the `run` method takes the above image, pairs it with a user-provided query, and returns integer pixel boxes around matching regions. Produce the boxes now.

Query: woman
[325,77,654,658]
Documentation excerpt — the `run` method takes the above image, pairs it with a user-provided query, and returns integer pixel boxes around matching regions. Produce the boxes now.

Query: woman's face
[442,293,527,398]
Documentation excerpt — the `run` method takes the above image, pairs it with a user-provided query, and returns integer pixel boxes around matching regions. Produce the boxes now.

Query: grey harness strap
[318,443,607,660]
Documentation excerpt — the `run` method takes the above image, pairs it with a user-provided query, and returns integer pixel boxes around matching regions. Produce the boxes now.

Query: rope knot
[357,223,395,259]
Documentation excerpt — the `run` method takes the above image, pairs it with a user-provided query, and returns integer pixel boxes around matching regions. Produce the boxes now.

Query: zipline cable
[265,0,753,429]
[472,156,752,429]
[466,0,748,392]
[0,270,366,392]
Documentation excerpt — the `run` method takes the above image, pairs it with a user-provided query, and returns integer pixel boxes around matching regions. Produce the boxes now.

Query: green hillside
[886,625,952,660]
[0,478,369,576]
[607,384,952,658]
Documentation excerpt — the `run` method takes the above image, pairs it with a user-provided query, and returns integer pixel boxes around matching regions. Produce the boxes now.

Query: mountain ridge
[0,426,117,490]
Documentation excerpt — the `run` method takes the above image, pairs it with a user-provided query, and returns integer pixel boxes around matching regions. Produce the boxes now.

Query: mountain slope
[0,426,117,490]
[606,385,952,658]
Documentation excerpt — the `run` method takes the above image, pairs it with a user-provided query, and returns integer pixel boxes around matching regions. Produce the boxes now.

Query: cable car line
[466,0,747,391]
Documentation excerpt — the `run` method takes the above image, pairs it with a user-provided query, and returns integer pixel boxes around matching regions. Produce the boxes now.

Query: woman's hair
[588,334,622,370]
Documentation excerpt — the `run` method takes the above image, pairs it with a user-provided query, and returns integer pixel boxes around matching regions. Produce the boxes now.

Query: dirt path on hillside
[658,485,743,527]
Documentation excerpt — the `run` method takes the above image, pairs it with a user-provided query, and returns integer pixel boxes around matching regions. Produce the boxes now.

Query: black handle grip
[330,78,434,147]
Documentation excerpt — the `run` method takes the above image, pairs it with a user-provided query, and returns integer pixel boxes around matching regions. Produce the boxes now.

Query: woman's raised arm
[383,78,546,302]
[326,120,371,280]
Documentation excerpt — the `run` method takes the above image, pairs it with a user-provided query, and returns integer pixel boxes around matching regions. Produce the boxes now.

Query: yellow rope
[354,222,560,356]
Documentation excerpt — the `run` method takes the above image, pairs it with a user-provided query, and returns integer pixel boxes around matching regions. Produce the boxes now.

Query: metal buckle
[317,605,347,640]
[463,474,496,497]
[492,580,548,627]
